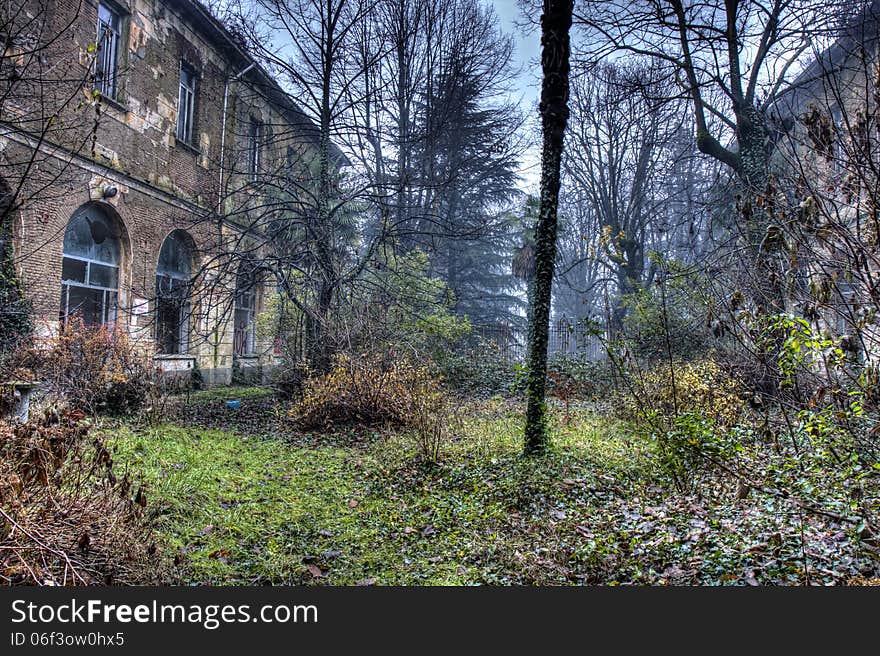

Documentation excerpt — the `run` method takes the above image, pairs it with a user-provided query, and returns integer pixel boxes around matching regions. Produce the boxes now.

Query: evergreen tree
[421,67,522,324]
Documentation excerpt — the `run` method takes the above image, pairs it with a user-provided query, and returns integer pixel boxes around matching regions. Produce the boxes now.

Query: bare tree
[211,0,382,371]
[574,0,846,319]
[561,63,687,332]
[553,185,603,324]
[208,0,525,372]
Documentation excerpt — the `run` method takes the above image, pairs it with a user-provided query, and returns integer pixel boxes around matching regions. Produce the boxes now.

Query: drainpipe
[215,63,255,376]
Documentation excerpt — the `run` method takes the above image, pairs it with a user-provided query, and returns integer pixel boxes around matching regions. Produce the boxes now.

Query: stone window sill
[175,138,201,156]
[97,92,127,114]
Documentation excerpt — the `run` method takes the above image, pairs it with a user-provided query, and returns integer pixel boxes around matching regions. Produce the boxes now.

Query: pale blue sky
[491,0,542,192]
[492,0,541,106]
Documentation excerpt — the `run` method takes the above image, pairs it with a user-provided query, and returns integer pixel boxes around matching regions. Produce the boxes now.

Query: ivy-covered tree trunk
[734,104,786,395]
[735,106,783,283]
[524,0,573,455]
[610,238,644,334]
[306,5,338,375]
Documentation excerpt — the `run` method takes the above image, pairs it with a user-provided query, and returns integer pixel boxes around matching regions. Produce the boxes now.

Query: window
[177,63,197,144]
[835,280,856,335]
[59,206,121,327]
[285,145,296,187]
[95,2,122,99]
[248,116,262,181]
[233,263,257,356]
[155,231,193,354]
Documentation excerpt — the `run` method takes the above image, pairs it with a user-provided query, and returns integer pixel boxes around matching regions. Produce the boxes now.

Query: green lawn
[104,394,874,585]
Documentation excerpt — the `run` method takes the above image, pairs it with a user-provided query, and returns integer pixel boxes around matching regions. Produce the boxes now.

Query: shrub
[189,358,204,391]
[269,357,311,400]
[615,357,744,428]
[650,411,743,491]
[292,351,439,428]
[0,409,160,584]
[620,276,711,360]
[291,351,455,462]
[435,337,519,397]
[612,357,748,491]
[546,354,617,399]
[6,318,156,416]
[404,370,459,464]
[0,225,32,358]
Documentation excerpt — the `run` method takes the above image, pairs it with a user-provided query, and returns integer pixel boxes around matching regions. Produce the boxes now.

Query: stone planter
[0,381,39,424]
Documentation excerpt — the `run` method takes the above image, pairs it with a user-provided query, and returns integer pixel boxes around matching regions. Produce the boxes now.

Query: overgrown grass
[188,386,275,402]
[104,394,878,585]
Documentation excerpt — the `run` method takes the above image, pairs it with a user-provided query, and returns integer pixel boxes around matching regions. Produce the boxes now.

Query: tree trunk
[735,105,786,395]
[308,12,336,374]
[524,0,573,455]
[610,240,642,335]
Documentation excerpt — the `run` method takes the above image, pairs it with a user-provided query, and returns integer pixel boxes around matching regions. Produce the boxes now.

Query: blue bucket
[226,399,241,410]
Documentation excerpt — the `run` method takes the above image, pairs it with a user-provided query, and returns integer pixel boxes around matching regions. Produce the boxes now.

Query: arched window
[59,205,121,327]
[156,230,193,354]
[233,262,257,356]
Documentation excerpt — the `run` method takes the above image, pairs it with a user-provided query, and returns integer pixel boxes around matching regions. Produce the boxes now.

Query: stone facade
[768,4,880,364]
[0,0,322,385]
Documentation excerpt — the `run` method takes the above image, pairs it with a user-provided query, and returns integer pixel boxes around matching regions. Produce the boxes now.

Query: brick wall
[0,0,314,384]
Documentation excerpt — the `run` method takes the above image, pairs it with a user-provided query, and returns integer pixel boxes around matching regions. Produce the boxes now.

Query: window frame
[177,60,199,146]
[59,209,121,329]
[155,231,194,356]
[60,255,119,328]
[155,274,191,355]
[95,1,123,100]
[247,116,263,182]
[233,266,258,356]
[177,62,197,145]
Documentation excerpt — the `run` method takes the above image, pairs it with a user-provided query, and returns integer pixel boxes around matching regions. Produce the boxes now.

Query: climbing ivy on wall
[0,222,32,358]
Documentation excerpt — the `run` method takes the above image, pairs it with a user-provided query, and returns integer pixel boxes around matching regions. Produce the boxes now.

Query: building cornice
[1,122,275,238]
[0,121,212,217]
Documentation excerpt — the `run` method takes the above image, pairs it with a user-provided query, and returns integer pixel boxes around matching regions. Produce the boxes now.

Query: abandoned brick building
[0,0,331,384]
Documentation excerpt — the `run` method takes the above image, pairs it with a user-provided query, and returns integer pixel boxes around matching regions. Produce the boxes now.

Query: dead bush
[291,351,455,461]
[0,408,160,585]
[614,357,745,428]
[292,351,430,427]
[7,318,157,416]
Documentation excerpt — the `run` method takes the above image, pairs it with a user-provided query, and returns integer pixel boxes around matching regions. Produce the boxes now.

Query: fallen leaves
[208,548,230,564]
[574,525,592,538]
[105,395,880,587]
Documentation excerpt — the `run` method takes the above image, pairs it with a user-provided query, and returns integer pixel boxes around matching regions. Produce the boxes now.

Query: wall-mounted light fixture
[102,185,118,199]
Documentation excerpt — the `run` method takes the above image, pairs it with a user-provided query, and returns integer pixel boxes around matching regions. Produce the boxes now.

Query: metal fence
[472,320,606,363]
[271,311,606,365]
